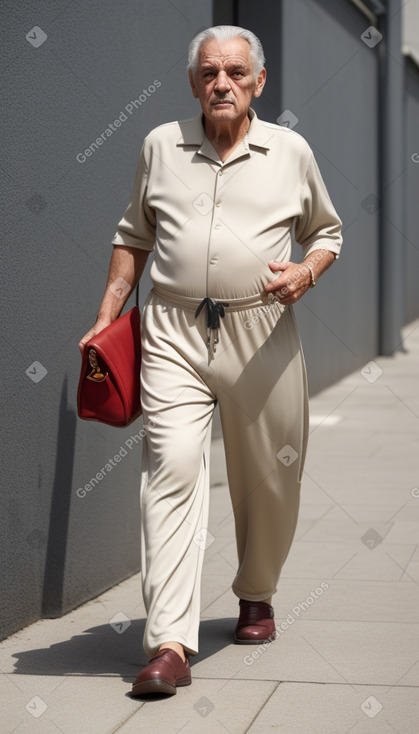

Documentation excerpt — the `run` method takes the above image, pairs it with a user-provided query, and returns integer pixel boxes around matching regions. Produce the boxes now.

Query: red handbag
[77,307,142,427]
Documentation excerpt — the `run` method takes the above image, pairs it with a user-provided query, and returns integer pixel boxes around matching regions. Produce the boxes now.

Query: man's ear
[188,69,199,99]
[253,67,267,98]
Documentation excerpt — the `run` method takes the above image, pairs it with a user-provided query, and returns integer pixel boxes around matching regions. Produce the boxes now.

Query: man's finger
[268,260,289,269]
[265,274,290,292]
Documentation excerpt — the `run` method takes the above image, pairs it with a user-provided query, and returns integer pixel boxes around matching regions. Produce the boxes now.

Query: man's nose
[214,71,231,92]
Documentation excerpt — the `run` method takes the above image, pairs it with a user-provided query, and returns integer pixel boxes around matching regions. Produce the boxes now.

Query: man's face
[189,37,266,125]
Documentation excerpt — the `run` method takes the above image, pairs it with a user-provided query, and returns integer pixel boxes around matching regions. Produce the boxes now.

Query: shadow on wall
[41,377,76,618]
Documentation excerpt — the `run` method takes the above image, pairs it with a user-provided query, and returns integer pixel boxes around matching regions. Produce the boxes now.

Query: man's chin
[208,106,237,119]
[212,102,234,109]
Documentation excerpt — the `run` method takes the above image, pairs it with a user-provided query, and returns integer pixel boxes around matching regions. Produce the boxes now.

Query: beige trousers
[139,287,309,658]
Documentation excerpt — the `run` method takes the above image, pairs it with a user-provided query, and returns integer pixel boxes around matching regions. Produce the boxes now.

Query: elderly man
[80,25,342,696]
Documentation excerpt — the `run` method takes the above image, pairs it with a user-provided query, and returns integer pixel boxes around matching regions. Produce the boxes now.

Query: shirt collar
[176,107,272,152]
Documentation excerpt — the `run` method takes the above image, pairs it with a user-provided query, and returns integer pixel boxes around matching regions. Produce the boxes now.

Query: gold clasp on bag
[86,348,108,382]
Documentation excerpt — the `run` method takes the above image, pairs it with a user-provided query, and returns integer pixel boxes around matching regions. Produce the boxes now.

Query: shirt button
[216,201,221,207]
[209,257,218,264]
[215,223,222,230]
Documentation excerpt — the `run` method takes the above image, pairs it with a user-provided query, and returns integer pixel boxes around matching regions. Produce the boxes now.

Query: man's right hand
[77,245,150,355]
[78,319,113,355]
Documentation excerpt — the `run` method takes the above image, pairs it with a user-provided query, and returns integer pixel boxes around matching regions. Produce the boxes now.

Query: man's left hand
[265,260,311,305]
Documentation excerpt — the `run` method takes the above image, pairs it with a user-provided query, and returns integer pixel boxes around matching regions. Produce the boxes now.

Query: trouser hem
[232,588,277,602]
[144,637,198,659]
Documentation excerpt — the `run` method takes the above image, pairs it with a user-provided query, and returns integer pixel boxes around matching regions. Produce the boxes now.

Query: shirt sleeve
[294,152,343,260]
[111,140,156,251]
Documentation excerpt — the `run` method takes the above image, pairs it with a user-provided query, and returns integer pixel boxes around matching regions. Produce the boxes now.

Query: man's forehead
[199,38,251,66]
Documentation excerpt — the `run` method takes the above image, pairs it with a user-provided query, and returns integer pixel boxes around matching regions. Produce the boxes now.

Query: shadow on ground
[10,618,236,684]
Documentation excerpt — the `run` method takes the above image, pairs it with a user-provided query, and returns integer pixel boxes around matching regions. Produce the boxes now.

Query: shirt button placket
[207,167,224,291]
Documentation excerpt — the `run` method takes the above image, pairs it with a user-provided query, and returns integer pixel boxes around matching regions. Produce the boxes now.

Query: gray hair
[187,25,265,78]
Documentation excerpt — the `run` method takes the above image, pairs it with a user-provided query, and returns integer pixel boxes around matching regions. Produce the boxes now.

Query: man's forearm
[96,245,150,323]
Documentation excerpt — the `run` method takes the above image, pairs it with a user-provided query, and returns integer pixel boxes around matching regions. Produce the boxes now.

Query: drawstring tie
[195,297,229,357]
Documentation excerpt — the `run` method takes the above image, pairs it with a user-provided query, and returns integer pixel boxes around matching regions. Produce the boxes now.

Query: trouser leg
[216,305,309,601]
[139,297,215,658]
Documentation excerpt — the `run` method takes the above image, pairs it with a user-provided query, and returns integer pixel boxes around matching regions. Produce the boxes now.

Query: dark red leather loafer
[131,648,191,696]
[234,599,276,644]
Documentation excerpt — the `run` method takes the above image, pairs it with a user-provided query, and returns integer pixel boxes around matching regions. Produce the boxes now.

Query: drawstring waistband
[151,284,278,359]
[194,297,229,354]
[152,284,275,311]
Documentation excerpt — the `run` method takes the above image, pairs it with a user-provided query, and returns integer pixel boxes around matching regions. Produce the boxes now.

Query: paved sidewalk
[1,319,419,734]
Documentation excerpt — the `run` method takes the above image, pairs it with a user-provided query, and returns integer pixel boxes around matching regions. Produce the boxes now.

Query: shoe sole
[131,675,191,696]
[234,636,277,645]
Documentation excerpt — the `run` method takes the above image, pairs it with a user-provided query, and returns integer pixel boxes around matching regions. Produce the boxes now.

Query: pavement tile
[282,540,417,582]
[2,673,139,734]
[116,678,277,734]
[247,682,419,734]
[193,619,419,687]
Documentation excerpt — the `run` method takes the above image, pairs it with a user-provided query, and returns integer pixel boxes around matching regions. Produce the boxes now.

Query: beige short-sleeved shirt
[111,108,342,300]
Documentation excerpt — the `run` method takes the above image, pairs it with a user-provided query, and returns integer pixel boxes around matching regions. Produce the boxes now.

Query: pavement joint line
[215,718,233,734]
[110,706,146,732]
[216,666,242,694]
[189,675,419,688]
[243,680,281,734]
[299,634,358,692]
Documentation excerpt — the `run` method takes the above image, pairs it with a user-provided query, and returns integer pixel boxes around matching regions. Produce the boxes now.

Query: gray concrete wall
[0,0,212,640]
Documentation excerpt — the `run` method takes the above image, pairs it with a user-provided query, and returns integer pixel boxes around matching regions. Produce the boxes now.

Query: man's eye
[232,72,244,78]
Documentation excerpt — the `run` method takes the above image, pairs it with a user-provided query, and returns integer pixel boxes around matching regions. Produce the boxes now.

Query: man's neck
[203,113,250,151]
